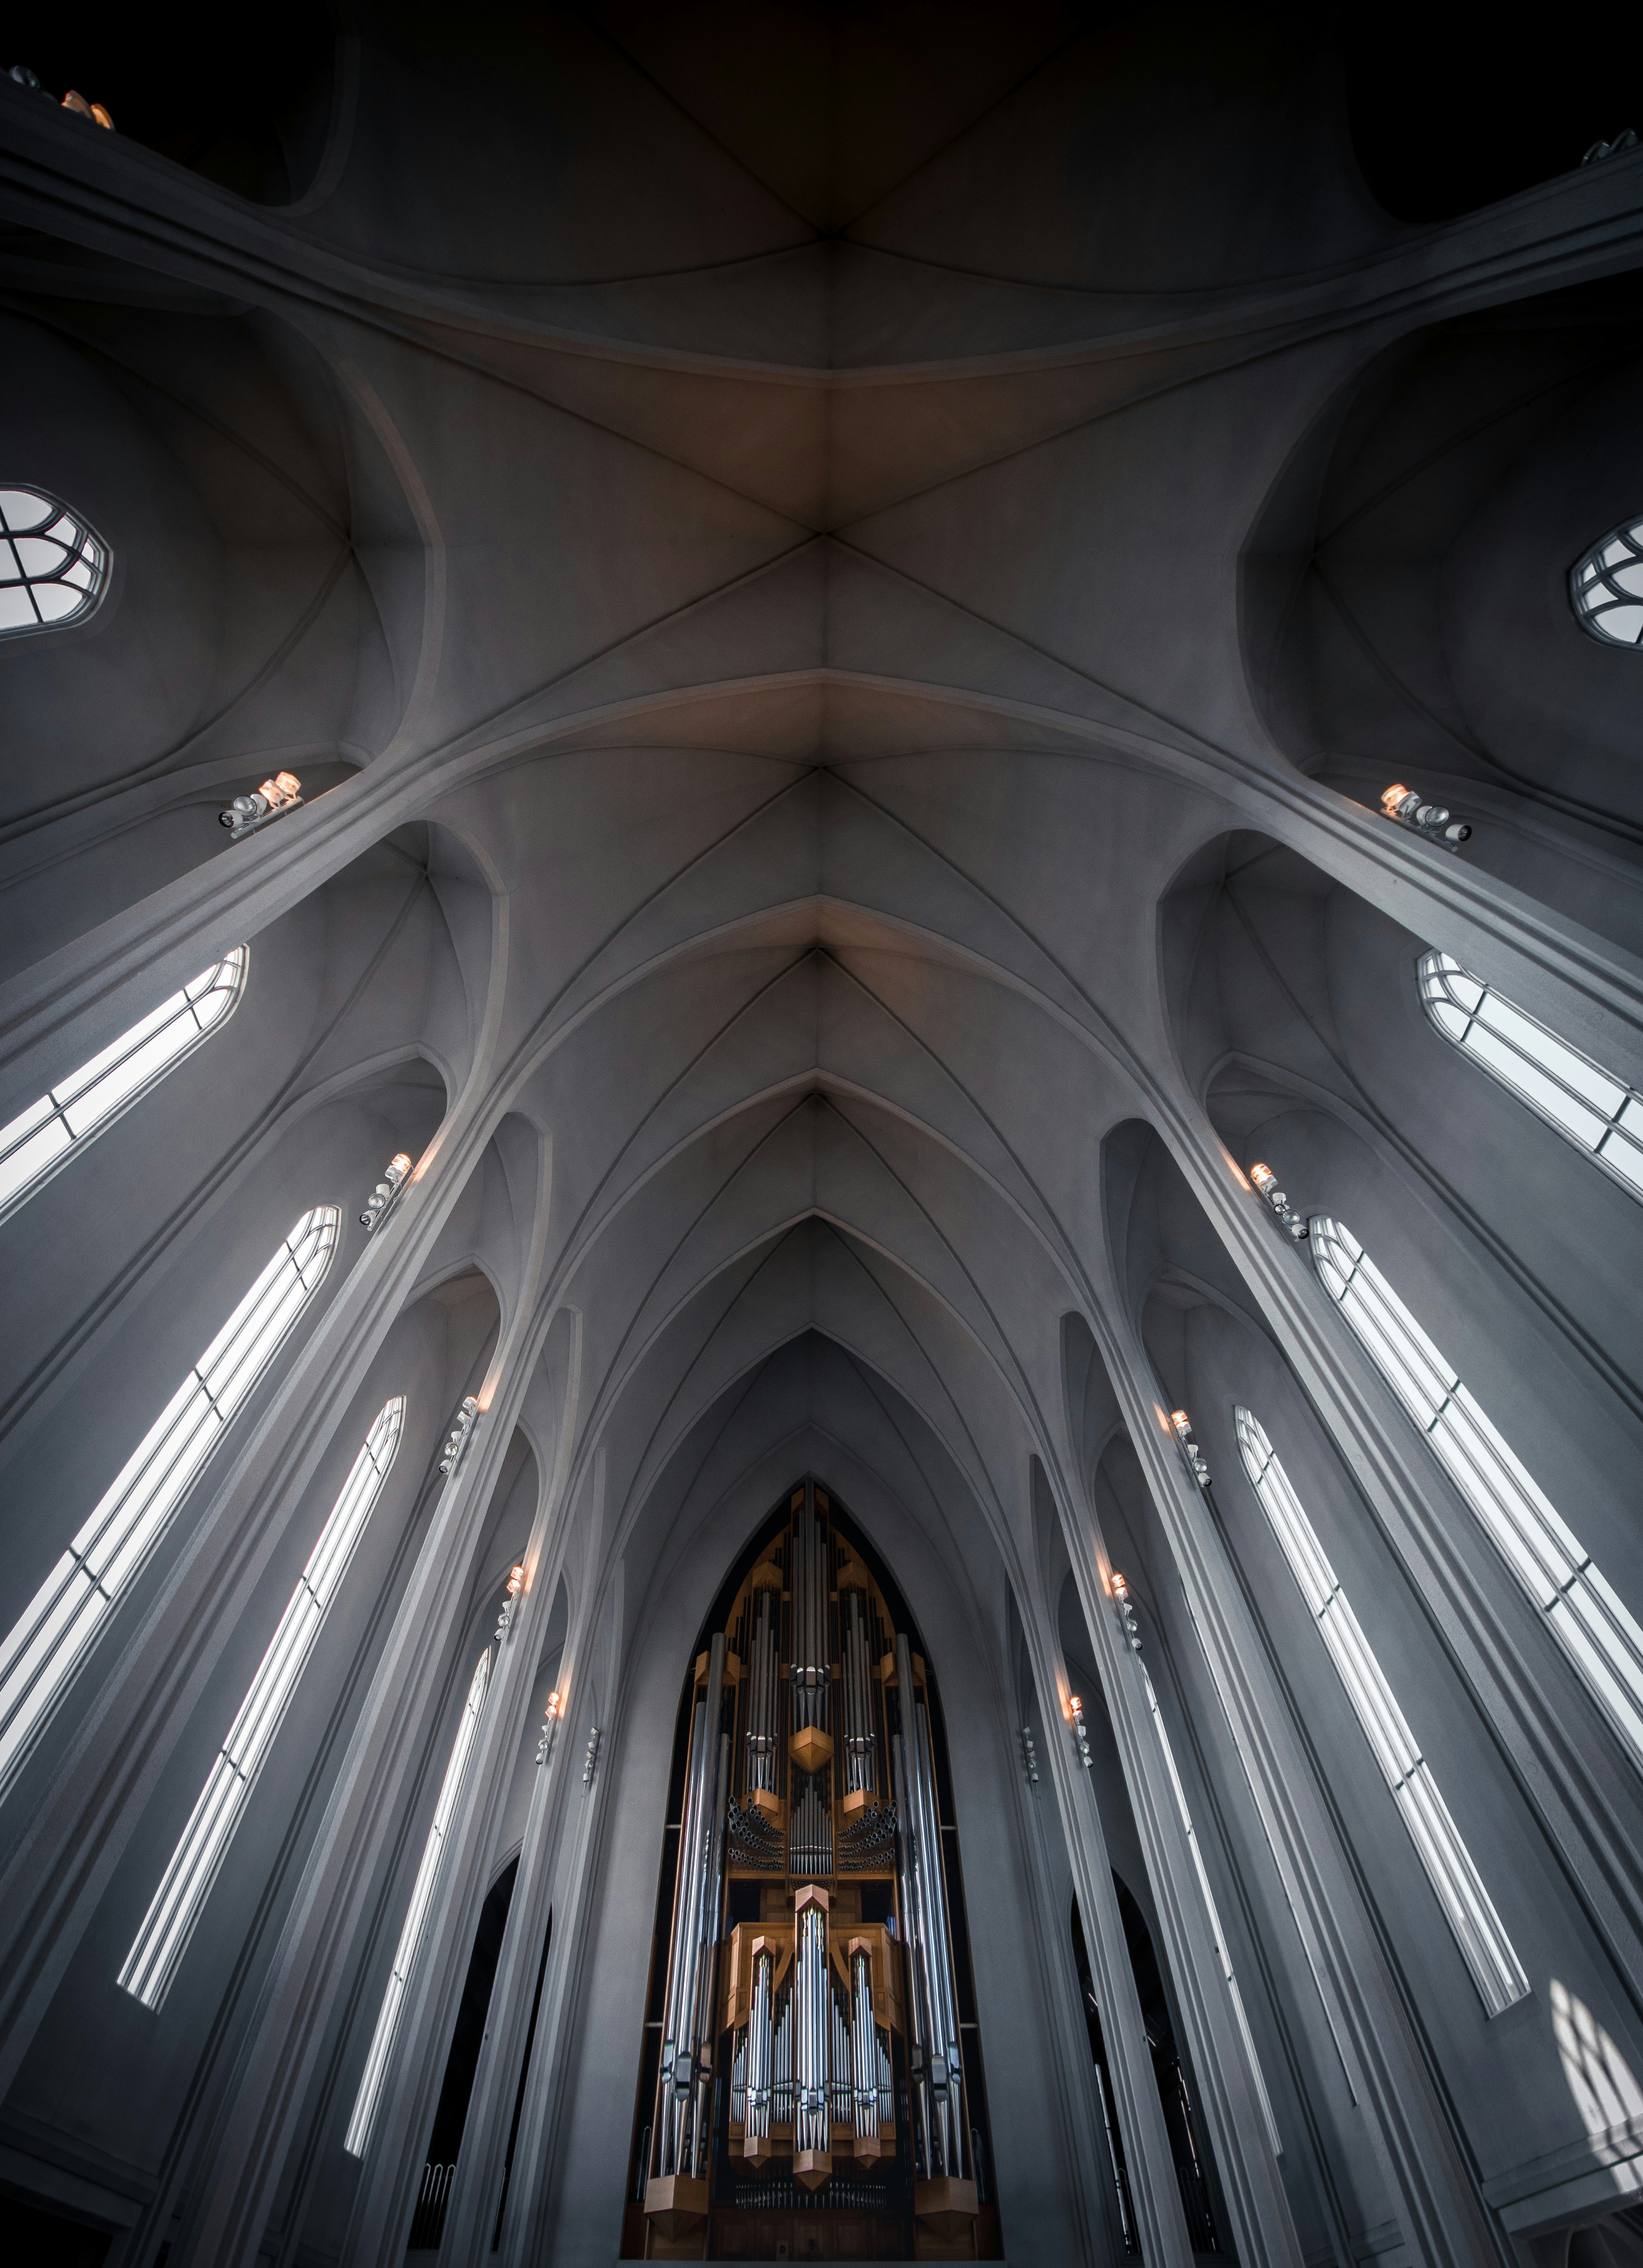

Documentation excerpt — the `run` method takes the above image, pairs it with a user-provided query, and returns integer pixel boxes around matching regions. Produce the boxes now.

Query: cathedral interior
[6,5,1643,2264]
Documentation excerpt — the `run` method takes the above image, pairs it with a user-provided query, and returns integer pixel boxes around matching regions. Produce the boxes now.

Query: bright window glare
[344,1648,492,2159]
[1141,1661,1282,2148]
[1235,1408,1527,2015]
[0,1206,338,1802]
[1312,1218,1643,1770]
[119,1398,405,2009]
[1418,950,1643,1197]
[0,949,247,1222]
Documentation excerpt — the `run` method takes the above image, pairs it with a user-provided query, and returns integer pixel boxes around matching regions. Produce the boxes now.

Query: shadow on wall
[1241,265,1643,861]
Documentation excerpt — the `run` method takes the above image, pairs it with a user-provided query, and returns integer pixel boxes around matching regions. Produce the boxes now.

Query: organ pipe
[851,1946,880,2151]
[745,1578,779,1805]
[840,1586,877,1797]
[639,1484,986,2250]
[745,1949,773,2159]
[893,1630,967,2185]
[794,1888,831,2184]
[649,1633,729,2204]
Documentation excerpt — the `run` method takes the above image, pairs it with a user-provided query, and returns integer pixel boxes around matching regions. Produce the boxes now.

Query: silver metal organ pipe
[746,1950,773,2147]
[841,1590,876,1794]
[914,1687,966,2178]
[652,1633,728,2179]
[832,1988,851,2129]
[746,1585,778,1795]
[795,1895,829,2158]
[851,1947,878,2144]
[791,1495,828,1733]
[894,1632,967,2182]
[687,1731,731,2175]
[890,1725,934,2178]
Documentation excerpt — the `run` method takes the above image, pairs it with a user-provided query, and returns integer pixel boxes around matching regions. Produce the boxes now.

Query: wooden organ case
[624,1483,1001,2261]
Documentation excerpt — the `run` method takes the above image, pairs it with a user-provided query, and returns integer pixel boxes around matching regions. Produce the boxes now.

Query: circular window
[1571,517,1643,646]
[0,488,108,636]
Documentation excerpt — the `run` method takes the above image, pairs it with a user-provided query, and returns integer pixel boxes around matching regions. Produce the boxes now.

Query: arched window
[345,1646,492,2159]
[1140,1660,1282,2143]
[0,1204,339,1801]
[0,487,108,634]
[1417,949,1643,1197]
[1311,1218,1643,1769]
[1234,1407,1526,2015]
[119,1396,405,2010]
[0,948,248,1223]
[1571,517,1643,645]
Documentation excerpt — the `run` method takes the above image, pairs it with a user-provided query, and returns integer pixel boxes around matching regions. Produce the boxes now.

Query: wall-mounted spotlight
[582,1724,602,1789]
[1379,783,1471,850]
[1068,1695,1093,1770]
[536,1689,562,1767]
[494,1563,526,1642]
[1170,1410,1212,1489]
[438,1396,479,1476]
[1019,1726,1040,1786]
[8,65,115,129]
[1111,1572,1143,1654]
[359,1153,413,1232]
[1250,1162,1309,1242]
[220,770,303,840]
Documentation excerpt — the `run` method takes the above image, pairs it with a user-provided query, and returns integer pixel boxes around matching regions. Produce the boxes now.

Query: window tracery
[0,1205,339,1800]
[1417,949,1643,1197]
[1310,1218,1643,1769]
[0,486,108,634]
[1235,1407,1526,2014]
[119,1397,405,2010]
[0,949,247,1223]
[1571,518,1643,645]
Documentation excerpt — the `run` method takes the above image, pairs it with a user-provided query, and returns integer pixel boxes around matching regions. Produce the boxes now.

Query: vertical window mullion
[0,1206,338,1807]
[119,1397,403,2007]
[1236,1407,1527,2014]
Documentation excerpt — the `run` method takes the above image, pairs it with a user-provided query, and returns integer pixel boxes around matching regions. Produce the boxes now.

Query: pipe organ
[631,1483,995,2260]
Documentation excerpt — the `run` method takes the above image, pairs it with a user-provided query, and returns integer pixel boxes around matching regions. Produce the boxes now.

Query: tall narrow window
[0,487,108,634]
[1235,1407,1527,2015]
[1418,949,1643,1197]
[119,1397,405,2009]
[1141,1662,1282,2148]
[0,1204,339,1800]
[0,948,248,1223]
[345,1647,492,2159]
[1312,1217,1643,1769]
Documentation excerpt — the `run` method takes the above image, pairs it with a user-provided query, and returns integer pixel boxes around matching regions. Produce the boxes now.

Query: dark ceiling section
[1342,5,1643,223]
[5,2,336,204]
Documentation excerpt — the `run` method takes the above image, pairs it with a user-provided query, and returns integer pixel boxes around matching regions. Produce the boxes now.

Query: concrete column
[1087,1302,1507,2268]
[1055,1469,1306,2268]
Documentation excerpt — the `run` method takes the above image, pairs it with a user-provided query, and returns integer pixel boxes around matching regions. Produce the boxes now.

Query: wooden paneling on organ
[625,1483,999,2261]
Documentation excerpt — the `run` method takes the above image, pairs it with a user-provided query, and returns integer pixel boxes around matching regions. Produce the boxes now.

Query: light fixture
[583,1723,602,1788]
[536,1689,563,1767]
[1170,1410,1212,1489]
[1067,1695,1093,1770]
[8,66,114,129]
[1379,783,1471,850]
[220,770,303,840]
[1111,1572,1143,1653]
[1250,1162,1309,1242]
[1018,1725,1040,1786]
[359,1153,413,1232]
[494,1562,526,1642]
[438,1396,479,1476]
